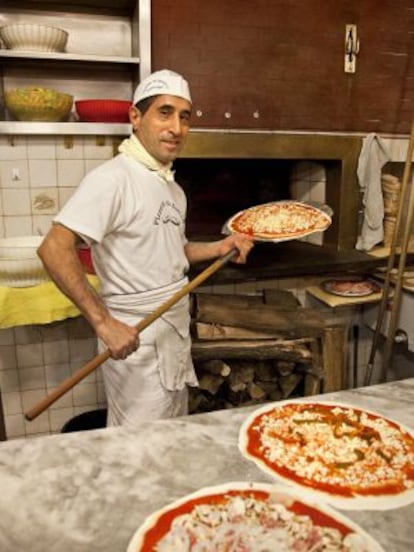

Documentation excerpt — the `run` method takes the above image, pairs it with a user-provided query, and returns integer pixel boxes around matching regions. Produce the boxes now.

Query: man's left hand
[218,234,255,264]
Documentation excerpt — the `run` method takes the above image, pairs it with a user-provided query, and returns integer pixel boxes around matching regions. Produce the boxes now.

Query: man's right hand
[96,316,140,360]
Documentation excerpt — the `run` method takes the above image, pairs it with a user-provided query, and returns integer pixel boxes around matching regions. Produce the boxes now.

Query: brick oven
[175,130,385,287]
[169,130,374,414]
[178,130,363,251]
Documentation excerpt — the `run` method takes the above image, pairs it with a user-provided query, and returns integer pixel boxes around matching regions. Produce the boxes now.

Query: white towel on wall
[356,133,390,251]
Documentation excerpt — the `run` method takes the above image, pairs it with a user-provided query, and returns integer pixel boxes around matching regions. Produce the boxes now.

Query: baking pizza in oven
[239,401,414,510]
[223,201,332,242]
[127,482,384,552]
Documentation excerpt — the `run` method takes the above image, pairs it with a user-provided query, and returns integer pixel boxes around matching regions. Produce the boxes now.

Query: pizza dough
[127,482,384,551]
[239,400,414,510]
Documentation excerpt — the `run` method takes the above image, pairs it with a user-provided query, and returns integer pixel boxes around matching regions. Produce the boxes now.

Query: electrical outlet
[12,168,21,181]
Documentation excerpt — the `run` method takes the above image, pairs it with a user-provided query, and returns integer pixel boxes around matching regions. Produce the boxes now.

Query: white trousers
[100,279,197,428]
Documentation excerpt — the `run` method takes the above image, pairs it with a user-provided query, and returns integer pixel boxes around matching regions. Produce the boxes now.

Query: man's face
[129,95,192,165]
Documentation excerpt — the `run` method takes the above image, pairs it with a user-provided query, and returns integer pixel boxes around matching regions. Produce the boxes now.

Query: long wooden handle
[24,248,238,421]
[364,120,414,385]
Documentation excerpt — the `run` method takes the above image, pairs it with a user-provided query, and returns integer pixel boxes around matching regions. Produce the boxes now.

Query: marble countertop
[0,378,413,552]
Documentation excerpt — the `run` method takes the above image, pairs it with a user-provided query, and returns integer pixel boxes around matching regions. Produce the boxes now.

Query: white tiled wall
[0,317,106,439]
[0,134,116,238]
[0,135,117,439]
[290,161,326,246]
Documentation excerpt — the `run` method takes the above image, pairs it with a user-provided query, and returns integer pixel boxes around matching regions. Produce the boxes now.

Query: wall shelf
[0,50,140,65]
[0,0,151,134]
[0,121,131,135]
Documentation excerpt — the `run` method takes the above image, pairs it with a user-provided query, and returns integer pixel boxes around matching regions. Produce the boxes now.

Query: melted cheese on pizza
[247,404,414,497]
[230,202,330,238]
[154,493,368,551]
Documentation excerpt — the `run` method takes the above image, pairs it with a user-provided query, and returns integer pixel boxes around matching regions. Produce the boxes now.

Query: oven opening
[175,158,294,239]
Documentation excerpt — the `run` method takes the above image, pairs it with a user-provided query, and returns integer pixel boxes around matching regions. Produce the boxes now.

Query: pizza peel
[24,248,238,421]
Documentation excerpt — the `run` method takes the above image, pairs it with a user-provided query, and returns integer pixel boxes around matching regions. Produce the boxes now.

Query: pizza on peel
[127,482,384,552]
[223,200,332,242]
[239,401,414,510]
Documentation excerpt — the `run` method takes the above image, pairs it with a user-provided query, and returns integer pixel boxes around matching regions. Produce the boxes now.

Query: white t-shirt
[55,153,189,298]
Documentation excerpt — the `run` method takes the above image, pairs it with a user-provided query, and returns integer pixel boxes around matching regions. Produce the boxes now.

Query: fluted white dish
[0,23,68,53]
[0,236,49,287]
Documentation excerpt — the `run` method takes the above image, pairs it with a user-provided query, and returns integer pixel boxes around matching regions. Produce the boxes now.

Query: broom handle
[25,248,238,421]
[380,158,414,381]
[364,120,414,385]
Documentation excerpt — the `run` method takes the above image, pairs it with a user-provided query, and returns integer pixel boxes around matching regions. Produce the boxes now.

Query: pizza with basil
[127,482,384,552]
[224,201,332,241]
[239,401,414,510]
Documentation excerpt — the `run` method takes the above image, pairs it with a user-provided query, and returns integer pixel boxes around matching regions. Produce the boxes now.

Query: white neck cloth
[118,134,175,183]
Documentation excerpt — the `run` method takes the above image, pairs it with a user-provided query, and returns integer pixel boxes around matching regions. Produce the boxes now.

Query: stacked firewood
[188,291,324,414]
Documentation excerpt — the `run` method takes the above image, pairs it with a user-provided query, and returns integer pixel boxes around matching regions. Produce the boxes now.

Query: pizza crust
[127,481,384,552]
[238,400,414,511]
[223,200,332,242]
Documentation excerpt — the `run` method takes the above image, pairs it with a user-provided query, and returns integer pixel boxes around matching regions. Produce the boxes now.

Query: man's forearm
[38,230,109,331]
[185,234,254,266]
[184,241,221,264]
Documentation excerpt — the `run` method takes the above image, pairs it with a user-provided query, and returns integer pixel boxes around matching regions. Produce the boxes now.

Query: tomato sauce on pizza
[240,402,414,508]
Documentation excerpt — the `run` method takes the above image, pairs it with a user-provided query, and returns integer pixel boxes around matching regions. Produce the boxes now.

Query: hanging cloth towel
[356,133,390,251]
[118,133,175,183]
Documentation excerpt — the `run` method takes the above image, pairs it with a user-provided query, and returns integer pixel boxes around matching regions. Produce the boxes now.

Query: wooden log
[235,364,255,383]
[226,389,249,405]
[275,360,296,376]
[192,321,285,341]
[227,366,253,392]
[254,381,280,395]
[303,338,323,396]
[253,361,275,382]
[192,339,314,361]
[200,359,231,377]
[247,381,267,400]
[188,391,206,413]
[321,325,349,392]
[188,388,215,413]
[269,388,283,401]
[198,373,225,395]
[279,373,303,398]
[194,293,326,336]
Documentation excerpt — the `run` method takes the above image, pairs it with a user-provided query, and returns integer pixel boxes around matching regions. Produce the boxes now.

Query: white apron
[100,277,198,428]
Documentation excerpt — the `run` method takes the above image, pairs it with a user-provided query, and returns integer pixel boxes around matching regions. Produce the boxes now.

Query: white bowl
[0,24,68,53]
[0,236,50,287]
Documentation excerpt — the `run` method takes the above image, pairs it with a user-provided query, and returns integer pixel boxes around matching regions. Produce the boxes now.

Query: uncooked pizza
[239,401,414,510]
[224,201,332,242]
[127,482,384,552]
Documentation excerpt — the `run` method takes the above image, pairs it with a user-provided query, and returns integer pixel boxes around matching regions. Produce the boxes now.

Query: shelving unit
[0,0,151,135]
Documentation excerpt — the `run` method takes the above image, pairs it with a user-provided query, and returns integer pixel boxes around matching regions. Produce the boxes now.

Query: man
[38,69,254,428]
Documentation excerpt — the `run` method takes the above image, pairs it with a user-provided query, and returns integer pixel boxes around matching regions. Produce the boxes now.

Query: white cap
[133,69,192,105]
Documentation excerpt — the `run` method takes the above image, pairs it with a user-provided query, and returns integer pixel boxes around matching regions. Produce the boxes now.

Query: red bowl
[75,99,131,123]
[77,246,95,274]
